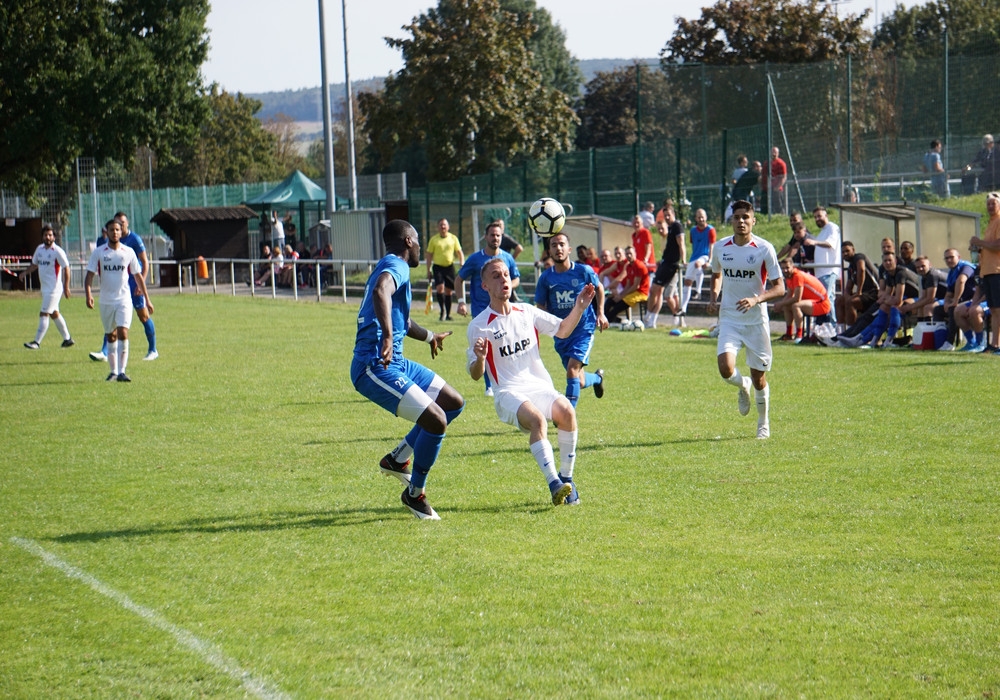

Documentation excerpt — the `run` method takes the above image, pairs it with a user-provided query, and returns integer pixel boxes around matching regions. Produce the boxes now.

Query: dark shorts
[983,274,1000,308]
[652,259,681,288]
[432,264,456,290]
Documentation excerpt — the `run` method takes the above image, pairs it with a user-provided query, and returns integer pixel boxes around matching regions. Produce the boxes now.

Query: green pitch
[1,292,998,697]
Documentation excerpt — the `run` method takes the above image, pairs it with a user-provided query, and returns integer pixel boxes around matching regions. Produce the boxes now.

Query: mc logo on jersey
[498,336,532,357]
[555,290,575,307]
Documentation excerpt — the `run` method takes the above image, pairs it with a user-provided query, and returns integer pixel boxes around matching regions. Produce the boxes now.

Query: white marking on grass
[10,537,289,700]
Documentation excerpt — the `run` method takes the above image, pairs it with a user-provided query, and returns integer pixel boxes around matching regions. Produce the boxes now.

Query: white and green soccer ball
[528,197,566,236]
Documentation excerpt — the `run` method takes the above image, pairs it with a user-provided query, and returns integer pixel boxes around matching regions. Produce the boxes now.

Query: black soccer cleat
[116,373,132,383]
[379,453,412,484]
[401,488,440,520]
[593,369,605,399]
[61,338,75,347]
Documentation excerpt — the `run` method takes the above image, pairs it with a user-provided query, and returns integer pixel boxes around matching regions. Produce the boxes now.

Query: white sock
[681,285,692,313]
[391,439,413,463]
[723,369,744,388]
[35,316,50,343]
[119,339,129,374]
[647,312,657,329]
[694,267,705,295]
[530,440,559,484]
[108,340,119,375]
[53,315,70,340]
[557,429,577,480]
[756,384,770,425]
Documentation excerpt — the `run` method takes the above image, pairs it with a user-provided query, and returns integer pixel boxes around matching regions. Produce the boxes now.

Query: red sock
[795,328,803,338]
[785,325,792,336]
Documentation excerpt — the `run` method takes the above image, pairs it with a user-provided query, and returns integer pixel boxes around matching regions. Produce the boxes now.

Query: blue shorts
[128,278,146,310]
[554,332,594,369]
[351,356,438,416]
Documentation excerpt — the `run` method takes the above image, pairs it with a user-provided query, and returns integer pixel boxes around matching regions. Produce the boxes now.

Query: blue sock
[404,424,422,451]
[861,310,887,343]
[964,329,974,344]
[444,402,464,425]
[976,331,985,345]
[885,308,902,341]
[101,336,108,354]
[142,317,156,352]
[410,430,444,492]
[582,372,599,389]
[484,374,492,391]
[565,378,581,407]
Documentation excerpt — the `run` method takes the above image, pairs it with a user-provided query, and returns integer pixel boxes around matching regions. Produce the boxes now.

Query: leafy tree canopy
[0,0,210,202]
[873,0,1000,58]
[359,0,578,182]
[501,0,584,99]
[663,0,870,65]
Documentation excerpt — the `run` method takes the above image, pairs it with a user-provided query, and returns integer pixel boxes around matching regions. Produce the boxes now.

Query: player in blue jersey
[351,220,465,520]
[534,232,609,406]
[455,221,521,395]
[89,212,158,362]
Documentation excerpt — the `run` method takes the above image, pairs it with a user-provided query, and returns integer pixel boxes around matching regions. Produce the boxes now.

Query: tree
[873,0,1000,57]
[575,63,698,149]
[663,0,870,65]
[157,87,281,187]
[0,0,210,202]
[359,0,578,182]
[500,0,584,100]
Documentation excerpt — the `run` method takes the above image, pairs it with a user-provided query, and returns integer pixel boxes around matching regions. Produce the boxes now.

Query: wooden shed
[150,206,259,261]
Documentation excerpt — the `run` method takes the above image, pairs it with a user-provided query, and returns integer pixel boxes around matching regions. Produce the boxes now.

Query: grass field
[2,291,999,698]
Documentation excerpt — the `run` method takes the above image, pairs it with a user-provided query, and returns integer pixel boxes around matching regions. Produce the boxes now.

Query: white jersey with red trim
[710,234,780,326]
[467,303,561,392]
[86,244,141,305]
[31,243,70,295]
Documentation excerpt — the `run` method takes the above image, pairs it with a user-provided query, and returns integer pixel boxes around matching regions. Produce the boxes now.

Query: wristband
[457,298,466,305]
[424,328,435,343]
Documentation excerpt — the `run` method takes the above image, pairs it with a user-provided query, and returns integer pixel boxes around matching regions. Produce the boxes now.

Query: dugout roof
[829,201,981,268]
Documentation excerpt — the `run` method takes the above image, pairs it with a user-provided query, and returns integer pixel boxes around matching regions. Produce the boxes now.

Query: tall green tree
[359,0,578,182]
[873,0,1000,57]
[500,0,583,99]
[664,0,870,65]
[0,0,210,202]
[157,87,281,187]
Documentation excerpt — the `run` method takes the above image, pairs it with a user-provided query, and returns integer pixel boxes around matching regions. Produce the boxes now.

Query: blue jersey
[534,262,598,337]
[458,249,520,316]
[353,255,412,369]
[690,225,716,261]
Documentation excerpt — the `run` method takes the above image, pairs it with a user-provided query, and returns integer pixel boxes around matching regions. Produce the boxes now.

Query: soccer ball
[528,198,566,236]
[631,320,645,332]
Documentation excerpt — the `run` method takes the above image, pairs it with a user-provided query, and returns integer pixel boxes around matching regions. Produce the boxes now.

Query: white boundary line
[10,537,289,700]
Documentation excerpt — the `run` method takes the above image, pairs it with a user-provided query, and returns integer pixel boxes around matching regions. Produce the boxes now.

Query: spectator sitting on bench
[937,247,977,346]
[837,241,879,329]
[954,272,989,352]
[902,255,946,322]
[840,251,919,348]
[604,246,649,326]
[772,257,831,342]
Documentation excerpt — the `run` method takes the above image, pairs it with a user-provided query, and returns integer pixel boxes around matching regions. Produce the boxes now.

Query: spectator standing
[20,224,75,350]
[646,211,686,329]
[637,201,656,230]
[426,218,465,321]
[730,155,749,189]
[967,135,998,192]
[924,140,950,198]
[727,161,761,219]
[271,210,285,250]
[763,147,787,215]
[491,219,524,260]
[803,206,841,325]
[630,214,655,270]
[969,191,1000,352]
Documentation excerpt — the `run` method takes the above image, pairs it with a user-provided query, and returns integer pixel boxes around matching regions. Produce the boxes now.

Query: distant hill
[248,58,660,122]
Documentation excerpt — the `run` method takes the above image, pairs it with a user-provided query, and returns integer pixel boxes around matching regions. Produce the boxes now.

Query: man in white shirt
[84,219,153,382]
[20,224,75,349]
[467,257,594,506]
[804,206,842,325]
[707,199,784,439]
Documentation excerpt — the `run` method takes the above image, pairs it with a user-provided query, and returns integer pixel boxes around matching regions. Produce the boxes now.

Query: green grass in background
[1,292,998,697]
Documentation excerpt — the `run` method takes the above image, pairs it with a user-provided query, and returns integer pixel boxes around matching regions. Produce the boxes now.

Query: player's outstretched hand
[473,336,488,360]
[577,283,596,307]
[429,330,453,359]
[457,301,468,317]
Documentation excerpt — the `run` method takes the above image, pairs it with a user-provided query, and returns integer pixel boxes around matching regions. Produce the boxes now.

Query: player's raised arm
[555,283,595,338]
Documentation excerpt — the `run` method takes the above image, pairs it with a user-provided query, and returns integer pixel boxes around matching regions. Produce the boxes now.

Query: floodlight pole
[342,0,358,210]
[318,0,337,219]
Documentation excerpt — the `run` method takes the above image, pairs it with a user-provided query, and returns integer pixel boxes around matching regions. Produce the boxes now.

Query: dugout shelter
[830,201,981,269]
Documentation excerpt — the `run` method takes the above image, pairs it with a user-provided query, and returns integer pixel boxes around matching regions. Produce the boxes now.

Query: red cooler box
[912,321,947,350]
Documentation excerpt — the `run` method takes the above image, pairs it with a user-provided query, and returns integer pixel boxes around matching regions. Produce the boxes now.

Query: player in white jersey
[19,224,75,349]
[84,219,153,382]
[707,199,785,439]
[467,257,595,505]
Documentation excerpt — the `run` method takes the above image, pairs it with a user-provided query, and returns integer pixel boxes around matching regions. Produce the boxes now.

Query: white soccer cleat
[737,377,752,417]
[89,351,108,362]
[757,421,770,439]
[143,351,159,361]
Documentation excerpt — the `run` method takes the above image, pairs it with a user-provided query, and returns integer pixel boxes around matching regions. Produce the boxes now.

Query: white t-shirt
[710,235,781,326]
[638,211,655,229]
[467,303,560,392]
[813,222,842,278]
[31,243,70,295]
[87,244,141,305]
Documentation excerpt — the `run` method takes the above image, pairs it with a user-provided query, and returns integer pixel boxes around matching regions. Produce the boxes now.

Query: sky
[202,0,921,94]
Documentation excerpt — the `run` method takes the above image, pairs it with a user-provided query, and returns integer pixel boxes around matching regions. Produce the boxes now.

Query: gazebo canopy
[244,170,329,210]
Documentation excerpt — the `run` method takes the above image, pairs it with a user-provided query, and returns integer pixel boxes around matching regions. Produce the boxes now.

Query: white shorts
[100,302,133,334]
[40,288,62,315]
[685,256,709,281]
[716,320,773,372]
[494,384,562,433]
